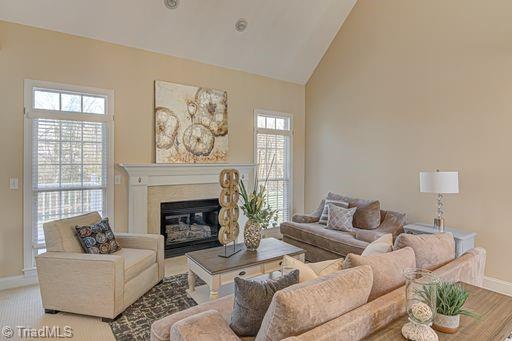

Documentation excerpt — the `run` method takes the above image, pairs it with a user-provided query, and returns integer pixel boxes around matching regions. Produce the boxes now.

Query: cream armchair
[35,212,164,321]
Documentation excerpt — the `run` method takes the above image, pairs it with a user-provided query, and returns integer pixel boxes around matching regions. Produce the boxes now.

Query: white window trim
[23,79,115,273]
[253,109,293,221]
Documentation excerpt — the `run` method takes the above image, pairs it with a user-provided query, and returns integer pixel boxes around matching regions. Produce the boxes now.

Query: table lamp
[419,170,459,231]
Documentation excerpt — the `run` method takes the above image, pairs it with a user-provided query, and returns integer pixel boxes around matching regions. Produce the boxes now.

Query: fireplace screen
[160,198,221,256]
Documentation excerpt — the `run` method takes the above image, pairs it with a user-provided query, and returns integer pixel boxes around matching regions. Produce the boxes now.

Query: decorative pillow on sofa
[393,232,455,270]
[343,247,416,301]
[256,266,373,341]
[319,199,349,224]
[376,211,406,237]
[361,233,393,256]
[326,204,357,232]
[326,192,381,230]
[230,269,299,337]
[350,200,381,230]
[74,217,121,254]
[282,255,344,283]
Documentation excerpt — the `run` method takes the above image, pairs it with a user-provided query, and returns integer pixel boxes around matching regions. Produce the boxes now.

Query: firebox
[160,198,222,257]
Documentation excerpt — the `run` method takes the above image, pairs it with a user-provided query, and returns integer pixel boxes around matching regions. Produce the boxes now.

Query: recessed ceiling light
[235,18,248,32]
[164,0,179,10]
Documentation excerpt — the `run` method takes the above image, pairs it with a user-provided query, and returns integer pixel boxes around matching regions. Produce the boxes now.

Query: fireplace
[160,198,222,257]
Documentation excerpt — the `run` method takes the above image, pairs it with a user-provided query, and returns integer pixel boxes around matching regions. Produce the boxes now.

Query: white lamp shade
[419,171,459,194]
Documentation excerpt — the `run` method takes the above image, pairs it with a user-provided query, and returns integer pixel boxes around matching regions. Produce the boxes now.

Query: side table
[403,223,476,257]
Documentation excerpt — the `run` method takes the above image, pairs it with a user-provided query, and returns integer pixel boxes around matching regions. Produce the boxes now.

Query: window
[254,110,292,224]
[24,80,114,269]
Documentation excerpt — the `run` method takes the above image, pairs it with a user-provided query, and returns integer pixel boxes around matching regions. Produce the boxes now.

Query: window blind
[255,113,292,224]
[32,118,107,247]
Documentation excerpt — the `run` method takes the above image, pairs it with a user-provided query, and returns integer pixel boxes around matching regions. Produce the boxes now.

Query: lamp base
[434,218,444,232]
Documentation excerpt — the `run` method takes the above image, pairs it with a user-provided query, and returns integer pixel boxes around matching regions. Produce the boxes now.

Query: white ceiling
[0,0,356,84]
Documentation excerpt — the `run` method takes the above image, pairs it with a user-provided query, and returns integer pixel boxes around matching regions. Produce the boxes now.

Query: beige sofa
[150,247,486,341]
[36,212,165,321]
[282,194,406,262]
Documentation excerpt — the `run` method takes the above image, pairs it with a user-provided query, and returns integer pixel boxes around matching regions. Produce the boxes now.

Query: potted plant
[239,157,278,251]
[432,282,479,334]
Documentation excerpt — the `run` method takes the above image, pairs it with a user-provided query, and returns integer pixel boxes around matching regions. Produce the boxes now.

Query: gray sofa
[281,193,406,262]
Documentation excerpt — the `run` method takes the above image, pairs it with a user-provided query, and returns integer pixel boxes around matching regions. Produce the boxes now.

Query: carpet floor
[109,274,204,341]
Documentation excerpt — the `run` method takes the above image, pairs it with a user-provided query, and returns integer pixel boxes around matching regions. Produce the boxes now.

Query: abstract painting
[155,80,228,163]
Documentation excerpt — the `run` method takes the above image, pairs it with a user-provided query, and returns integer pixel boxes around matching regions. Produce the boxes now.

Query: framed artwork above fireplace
[155,80,229,163]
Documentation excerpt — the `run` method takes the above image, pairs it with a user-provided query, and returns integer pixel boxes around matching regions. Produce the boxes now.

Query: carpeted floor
[108,274,204,341]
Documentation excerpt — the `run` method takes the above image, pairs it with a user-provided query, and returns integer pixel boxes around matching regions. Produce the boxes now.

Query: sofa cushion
[394,232,455,270]
[344,247,416,301]
[256,265,373,341]
[171,310,240,341]
[319,199,349,225]
[354,228,385,243]
[361,233,393,256]
[282,255,344,283]
[43,212,101,253]
[151,295,235,341]
[326,204,356,232]
[230,270,299,337]
[326,193,381,229]
[280,221,369,257]
[114,248,156,282]
[75,217,121,254]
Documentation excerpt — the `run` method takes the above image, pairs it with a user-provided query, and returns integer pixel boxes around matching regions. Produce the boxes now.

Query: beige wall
[306,0,512,283]
[0,21,305,279]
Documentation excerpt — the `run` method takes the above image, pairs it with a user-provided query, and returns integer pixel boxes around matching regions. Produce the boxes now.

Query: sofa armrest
[291,199,326,223]
[35,252,124,318]
[115,233,165,281]
[292,214,320,224]
[432,247,486,287]
[170,310,240,341]
[115,233,163,251]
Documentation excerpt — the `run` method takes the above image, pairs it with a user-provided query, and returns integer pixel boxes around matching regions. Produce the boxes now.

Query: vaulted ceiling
[0,0,357,84]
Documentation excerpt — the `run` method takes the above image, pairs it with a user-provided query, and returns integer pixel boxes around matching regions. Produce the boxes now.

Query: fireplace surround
[160,198,221,257]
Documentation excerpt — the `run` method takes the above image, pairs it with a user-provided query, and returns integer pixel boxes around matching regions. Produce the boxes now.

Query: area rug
[109,273,204,341]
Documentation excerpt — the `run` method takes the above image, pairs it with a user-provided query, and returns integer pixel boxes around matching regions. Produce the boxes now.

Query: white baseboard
[483,276,512,297]
[0,272,38,291]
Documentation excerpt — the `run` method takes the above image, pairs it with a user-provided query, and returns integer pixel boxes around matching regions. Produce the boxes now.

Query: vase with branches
[239,155,279,250]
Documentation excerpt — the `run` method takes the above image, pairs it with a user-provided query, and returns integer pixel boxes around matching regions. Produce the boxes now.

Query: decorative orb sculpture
[218,169,240,246]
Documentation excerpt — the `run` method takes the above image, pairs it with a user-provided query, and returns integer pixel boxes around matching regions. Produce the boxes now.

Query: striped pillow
[319,199,349,225]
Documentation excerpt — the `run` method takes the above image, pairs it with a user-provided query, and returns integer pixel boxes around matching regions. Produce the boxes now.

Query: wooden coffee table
[366,282,512,340]
[186,238,305,303]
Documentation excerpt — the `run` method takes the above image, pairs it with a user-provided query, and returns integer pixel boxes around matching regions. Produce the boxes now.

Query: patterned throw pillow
[319,199,349,225]
[75,217,121,254]
[326,204,357,232]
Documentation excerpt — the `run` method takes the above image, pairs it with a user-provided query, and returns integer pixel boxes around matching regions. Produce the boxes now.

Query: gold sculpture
[218,169,241,257]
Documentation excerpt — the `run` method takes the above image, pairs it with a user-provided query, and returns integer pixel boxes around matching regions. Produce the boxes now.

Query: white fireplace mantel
[119,163,256,234]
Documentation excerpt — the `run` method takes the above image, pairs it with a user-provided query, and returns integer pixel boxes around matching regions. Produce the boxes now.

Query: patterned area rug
[109,273,204,340]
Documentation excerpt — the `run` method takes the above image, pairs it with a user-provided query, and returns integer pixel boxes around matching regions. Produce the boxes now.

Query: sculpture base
[401,322,438,341]
[218,243,241,258]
